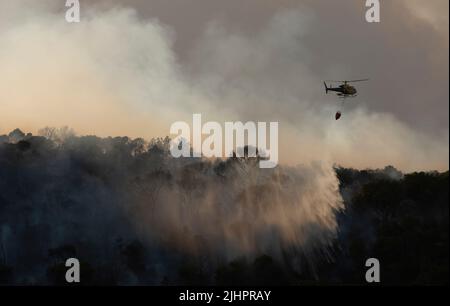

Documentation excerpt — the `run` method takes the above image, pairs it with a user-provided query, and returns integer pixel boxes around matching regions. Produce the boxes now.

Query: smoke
[130,157,343,262]
[183,7,449,172]
[0,1,447,172]
[0,1,215,138]
[0,133,343,283]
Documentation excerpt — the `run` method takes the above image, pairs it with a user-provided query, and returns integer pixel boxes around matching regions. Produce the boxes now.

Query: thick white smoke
[0,2,345,276]
[126,158,344,265]
[0,1,447,171]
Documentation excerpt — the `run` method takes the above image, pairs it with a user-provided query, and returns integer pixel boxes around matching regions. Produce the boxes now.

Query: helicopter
[323,79,369,120]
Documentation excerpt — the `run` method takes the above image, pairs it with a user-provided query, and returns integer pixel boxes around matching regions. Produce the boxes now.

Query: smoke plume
[0,1,448,171]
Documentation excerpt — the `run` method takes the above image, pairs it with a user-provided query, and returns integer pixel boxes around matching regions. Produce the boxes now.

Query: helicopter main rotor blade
[324,79,369,83]
[346,78,369,83]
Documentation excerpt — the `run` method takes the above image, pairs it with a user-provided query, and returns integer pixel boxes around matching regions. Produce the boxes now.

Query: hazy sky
[0,0,448,171]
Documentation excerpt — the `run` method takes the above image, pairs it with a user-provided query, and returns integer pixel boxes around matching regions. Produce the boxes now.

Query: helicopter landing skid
[338,94,357,99]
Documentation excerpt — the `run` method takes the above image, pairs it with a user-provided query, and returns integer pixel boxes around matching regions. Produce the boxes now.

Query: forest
[0,128,448,285]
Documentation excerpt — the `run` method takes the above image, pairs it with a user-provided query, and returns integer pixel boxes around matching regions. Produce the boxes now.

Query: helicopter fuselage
[324,79,368,99]
[327,84,357,96]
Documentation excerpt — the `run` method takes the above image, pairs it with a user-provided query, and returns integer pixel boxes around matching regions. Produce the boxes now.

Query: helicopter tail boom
[324,82,329,94]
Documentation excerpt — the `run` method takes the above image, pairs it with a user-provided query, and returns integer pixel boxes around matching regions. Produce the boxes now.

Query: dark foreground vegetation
[0,128,448,285]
